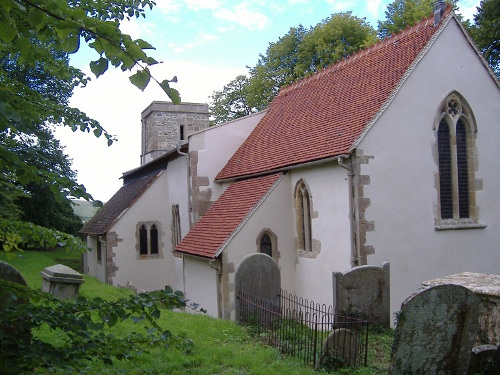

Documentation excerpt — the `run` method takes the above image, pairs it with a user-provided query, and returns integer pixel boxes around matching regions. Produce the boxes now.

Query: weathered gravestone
[234,253,280,323]
[468,345,499,375]
[390,284,481,375]
[317,328,359,370]
[333,262,390,327]
[41,263,84,299]
[0,261,31,350]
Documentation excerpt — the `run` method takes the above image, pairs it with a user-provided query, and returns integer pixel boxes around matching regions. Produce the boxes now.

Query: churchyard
[0,249,393,374]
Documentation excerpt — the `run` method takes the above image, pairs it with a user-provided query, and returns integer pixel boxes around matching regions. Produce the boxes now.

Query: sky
[57,0,481,202]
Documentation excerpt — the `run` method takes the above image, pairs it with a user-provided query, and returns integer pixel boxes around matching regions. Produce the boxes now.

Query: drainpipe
[337,157,358,267]
[209,259,222,319]
[177,147,193,230]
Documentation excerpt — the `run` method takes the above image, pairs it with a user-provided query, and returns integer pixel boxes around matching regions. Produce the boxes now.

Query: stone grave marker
[317,328,359,370]
[0,261,31,347]
[333,262,390,327]
[234,253,280,322]
[390,284,481,374]
[41,263,84,299]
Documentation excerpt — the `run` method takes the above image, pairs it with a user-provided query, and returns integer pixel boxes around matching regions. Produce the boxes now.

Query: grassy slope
[1,250,392,374]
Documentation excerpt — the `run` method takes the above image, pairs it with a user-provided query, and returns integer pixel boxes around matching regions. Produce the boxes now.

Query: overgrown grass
[1,249,393,374]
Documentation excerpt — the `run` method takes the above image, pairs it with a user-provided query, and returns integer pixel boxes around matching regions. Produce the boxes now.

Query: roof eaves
[349,11,453,153]
[212,173,285,258]
[80,170,164,236]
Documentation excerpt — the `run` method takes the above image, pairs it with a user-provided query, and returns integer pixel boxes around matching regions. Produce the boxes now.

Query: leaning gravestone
[234,253,280,323]
[317,328,359,370]
[390,284,481,375]
[0,261,31,348]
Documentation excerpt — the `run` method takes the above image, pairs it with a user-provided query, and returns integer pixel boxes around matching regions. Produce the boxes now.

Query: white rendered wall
[109,159,187,292]
[358,19,500,316]
[189,111,266,203]
[290,164,352,306]
[83,236,106,282]
[183,255,219,317]
[220,175,294,320]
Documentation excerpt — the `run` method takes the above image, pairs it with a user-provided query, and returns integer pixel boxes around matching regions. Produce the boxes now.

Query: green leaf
[160,80,181,104]
[62,33,81,53]
[0,19,17,43]
[136,39,155,50]
[27,8,47,30]
[90,58,109,78]
[129,68,150,91]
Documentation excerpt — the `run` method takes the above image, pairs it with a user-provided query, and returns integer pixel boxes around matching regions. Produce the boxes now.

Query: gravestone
[468,345,498,374]
[41,264,84,299]
[0,261,31,349]
[390,284,481,375]
[0,261,28,305]
[234,253,280,322]
[317,328,359,370]
[333,262,390,326]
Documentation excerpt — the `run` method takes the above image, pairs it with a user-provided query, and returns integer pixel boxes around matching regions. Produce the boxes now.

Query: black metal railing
[237,289,369,370]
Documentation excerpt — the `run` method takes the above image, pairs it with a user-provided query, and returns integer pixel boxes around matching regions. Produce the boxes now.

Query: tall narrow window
[96,237,102,263]
[295,180,312,252]
[456,120,469,218]
[150,224,159,254]
[435,92,480,229]
[139,225,148,255]
[180,125,185,141]
[260,233,272,257]
[438,120,453,219]
[171,205,181,248]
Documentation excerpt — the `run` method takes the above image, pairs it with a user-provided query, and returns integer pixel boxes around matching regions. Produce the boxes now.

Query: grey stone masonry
[140,101,209,164]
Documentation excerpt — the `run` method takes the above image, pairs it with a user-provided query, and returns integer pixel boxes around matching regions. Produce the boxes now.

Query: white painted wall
[290,164,352,306]
[183,255,219,316]
[358,19,500,315]
[83,236,106,281]
[189,111,266,202]
[109,158,188,292]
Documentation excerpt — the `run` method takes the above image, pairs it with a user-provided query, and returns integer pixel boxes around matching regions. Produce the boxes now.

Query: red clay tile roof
[80,171,162,236]
[216,7,452,181]
[175,173,284,258]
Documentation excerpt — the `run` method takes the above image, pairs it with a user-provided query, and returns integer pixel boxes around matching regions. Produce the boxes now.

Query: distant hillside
[71,199,103,223]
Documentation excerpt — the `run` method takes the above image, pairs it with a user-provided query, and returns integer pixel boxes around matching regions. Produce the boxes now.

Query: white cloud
[459,1,480,22]
[214,3,271,30]
[57,61,246,202]
[169,32,219,54]
[325,0,356,13]
[182,0,221,11]
[366,0,383,21]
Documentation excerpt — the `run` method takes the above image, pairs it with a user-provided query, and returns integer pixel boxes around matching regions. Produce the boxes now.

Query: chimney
[434,0,446,26]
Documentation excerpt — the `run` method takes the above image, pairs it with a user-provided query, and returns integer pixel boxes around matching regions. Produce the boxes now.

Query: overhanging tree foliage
[378,0,459,39]
[0,0,180,252]
[469,0,500,77]
[210,13,377,125]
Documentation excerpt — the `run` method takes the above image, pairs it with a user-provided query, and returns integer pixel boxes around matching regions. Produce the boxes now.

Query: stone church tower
[140,101,209,165]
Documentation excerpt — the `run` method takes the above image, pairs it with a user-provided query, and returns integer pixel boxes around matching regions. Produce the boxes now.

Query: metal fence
[237,289,369,370]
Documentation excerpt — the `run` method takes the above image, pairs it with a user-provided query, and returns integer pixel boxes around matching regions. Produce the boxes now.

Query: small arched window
[295,180,312,252]
[139,225,148,255]
[260,233,272,257]
[150,224,159,254]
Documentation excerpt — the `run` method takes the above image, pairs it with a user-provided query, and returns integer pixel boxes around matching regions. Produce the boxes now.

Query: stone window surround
[293,178,321,258]
[256,228,279,263]
[432,91,485,231]
[136,221,164,259]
